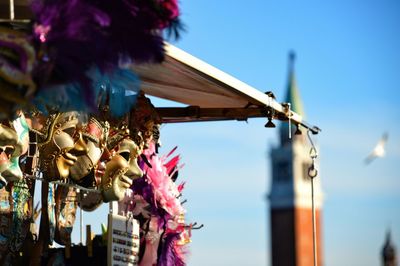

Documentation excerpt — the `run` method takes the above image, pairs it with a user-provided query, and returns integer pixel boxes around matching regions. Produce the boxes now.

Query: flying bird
[364,132,388,164]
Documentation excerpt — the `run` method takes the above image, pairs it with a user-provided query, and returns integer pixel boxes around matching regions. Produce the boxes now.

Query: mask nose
[70,132,89,156]
[125,158,143,180]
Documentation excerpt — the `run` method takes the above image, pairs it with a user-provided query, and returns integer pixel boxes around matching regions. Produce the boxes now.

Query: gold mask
[38,112,88,181]
[101,138,143,202]
[69,117,107,184]
[128,94,161,150]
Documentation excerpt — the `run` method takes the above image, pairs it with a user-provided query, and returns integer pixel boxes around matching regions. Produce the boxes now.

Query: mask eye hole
[63,127,75,137]
[119,152,130,162]
[4,147,15,157]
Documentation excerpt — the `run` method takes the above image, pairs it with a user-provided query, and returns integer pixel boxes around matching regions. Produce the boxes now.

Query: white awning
[131,43,320,133]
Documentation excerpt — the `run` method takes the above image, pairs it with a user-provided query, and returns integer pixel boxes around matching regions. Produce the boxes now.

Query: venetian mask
[0,113,29,186]
[38,112,88,181]
[101,138,143,202]
[0,27,36,120]
[128,94,161,150]
[69,117,108,186]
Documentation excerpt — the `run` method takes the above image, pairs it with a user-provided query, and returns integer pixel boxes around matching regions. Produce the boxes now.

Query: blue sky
[77,1,400,265]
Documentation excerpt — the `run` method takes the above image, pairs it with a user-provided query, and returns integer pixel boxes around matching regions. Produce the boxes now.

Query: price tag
[107,213,140,266]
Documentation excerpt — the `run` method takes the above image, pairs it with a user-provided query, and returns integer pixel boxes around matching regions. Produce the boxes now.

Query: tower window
[275,161,291,182]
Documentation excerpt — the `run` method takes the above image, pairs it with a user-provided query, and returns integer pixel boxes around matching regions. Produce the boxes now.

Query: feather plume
[31,0,111,85]
[158,233,185,266]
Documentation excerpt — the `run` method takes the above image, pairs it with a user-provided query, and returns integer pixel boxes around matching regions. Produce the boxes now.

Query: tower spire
[280,51,305,144]
[289,50,295,76]
[285,51,305,117]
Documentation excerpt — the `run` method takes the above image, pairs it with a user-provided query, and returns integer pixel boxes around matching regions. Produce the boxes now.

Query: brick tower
[269,52,323,266]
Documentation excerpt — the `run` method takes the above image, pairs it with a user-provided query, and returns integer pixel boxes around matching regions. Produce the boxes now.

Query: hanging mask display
[0,0,199,263]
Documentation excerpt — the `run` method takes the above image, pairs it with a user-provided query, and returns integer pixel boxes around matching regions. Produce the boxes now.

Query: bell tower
[269,52,323,266]
[382,229,397,266]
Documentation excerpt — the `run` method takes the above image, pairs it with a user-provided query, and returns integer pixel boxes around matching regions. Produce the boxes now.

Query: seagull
[364,132,388,164]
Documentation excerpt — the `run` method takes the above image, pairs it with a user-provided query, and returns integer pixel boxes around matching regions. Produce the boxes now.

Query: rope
[307,129,318,266]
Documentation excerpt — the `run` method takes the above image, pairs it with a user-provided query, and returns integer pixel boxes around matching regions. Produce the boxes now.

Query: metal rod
[9,0,14,20]
[156,106,321,134]
[80,205,83,245]
[311,177,318,266]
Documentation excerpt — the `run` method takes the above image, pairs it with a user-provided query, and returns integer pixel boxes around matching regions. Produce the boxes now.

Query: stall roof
[132,44,320,133]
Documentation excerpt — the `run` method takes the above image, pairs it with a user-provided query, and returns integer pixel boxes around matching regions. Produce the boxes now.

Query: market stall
[0,0,320,265]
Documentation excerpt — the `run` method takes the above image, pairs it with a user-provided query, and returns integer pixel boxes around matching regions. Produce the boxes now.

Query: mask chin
[70,138,102,183]
[118,138,143,180]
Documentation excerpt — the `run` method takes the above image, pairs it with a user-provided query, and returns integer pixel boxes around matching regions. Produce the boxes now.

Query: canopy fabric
[131,44,319,133]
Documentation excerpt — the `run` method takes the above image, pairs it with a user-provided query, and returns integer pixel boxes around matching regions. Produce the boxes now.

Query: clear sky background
[77,1,400,265]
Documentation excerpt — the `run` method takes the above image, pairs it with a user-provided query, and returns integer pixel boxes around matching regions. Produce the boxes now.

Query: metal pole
[311,177,317,266]
[307,130,319,266]
[80,205,83,245]
[78,190,83,245]
[9,0,14,20]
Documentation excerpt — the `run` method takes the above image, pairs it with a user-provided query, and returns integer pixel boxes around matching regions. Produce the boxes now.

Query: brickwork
[270,208,323,266]
[295,208,323,266]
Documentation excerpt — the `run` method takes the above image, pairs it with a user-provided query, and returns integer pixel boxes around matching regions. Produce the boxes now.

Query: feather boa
[141,142,184,217]
[158,233,186,266]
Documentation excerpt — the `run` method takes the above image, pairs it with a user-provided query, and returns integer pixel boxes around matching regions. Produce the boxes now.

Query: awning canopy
[132,44,320,134]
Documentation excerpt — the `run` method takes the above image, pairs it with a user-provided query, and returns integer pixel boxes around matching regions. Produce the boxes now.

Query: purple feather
[158,233,185,266]
[31,0,112,106]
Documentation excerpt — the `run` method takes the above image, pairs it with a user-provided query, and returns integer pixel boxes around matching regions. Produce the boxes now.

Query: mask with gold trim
[69,117,108,186]
[101,137,143,202]
[38,112,88,181]
[128,94,161,150]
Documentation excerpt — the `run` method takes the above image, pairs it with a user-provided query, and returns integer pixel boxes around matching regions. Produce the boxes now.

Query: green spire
[285,51,305,118]
[279,52,306,144]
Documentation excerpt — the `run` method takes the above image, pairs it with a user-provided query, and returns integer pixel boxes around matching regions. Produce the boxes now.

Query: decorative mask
[38,112,88,181]
[0,27,36,120]
[0,113,29,185]
[129,94,161,150]
[101,137,143,202]
[0,125,17,186]
[54,186,77,245]
[78,190,103,212]
[69,117,108,186]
